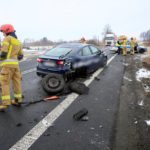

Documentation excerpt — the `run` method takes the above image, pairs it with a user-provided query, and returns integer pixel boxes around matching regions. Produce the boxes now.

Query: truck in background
[105,33,117,46]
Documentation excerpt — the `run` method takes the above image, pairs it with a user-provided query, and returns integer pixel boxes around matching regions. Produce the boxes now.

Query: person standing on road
[0,24,24,111]
[80,37,87,44]
[116,40,122,55]
[122,37,127,56]
[130,37,136,55]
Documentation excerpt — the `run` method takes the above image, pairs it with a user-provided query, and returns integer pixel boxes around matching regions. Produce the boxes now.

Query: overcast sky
[0,0,149,41]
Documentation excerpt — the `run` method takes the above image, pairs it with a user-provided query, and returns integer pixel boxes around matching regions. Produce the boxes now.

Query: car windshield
[45,47,72,57]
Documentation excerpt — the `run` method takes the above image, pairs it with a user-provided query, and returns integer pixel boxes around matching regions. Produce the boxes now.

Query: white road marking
[9,54,117,150]
[22,68,36,75]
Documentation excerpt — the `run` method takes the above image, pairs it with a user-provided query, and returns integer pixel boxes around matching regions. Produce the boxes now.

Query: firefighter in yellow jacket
[130,37,136,55]
[122,37,127,56]
[80,37,87,44]
[0,24,24,111]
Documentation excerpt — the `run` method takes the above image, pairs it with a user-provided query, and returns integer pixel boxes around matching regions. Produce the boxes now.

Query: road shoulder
[113,55,150,150]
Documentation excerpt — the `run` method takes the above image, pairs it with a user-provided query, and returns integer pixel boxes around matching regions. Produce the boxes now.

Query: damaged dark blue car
[36,43,107,93]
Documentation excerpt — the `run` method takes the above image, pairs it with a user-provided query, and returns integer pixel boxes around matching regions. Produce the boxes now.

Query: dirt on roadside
[113,54,150,150]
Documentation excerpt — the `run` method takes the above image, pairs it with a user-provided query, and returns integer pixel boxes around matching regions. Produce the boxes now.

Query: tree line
[23,24,113,47]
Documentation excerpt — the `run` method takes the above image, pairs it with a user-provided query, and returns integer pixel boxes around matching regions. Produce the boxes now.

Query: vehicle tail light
[56,60,64,65]
[37,58,44,63]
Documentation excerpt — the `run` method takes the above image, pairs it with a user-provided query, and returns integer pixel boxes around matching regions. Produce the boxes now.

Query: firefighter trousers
[122,47,127,56]
[0,66,22,103]
[130,47,135,55]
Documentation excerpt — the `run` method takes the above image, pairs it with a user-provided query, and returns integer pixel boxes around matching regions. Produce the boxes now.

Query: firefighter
[0,24,24,111]
[80,37,87,44]
[130,37,136,55]
[122,37,127,56]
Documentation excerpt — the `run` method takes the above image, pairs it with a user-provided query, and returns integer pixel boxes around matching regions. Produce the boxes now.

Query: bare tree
[102,24,113,40]
[140,29,150,42]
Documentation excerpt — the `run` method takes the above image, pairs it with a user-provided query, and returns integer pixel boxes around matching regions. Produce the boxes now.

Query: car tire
[139,48,145,53]
[69,82,89,94]
[42,73,65,94]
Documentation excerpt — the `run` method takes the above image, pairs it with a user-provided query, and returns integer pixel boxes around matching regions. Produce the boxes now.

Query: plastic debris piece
[44,133,50,136]
[95,76,100,81]
[73,108,88,121]
[16,123,22,127]
[44,96,60,101]
[34,118,38,123]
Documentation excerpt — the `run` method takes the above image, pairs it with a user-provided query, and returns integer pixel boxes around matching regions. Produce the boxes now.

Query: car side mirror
[97,50,101,55]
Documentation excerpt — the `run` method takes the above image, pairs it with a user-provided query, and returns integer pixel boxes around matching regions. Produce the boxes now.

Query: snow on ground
[145,120,150,126]
[136,68,150,82]
[23,48,49,57]
[138,99,144,106]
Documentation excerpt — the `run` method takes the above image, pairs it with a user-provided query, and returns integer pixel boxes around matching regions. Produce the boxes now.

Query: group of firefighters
[115,36,137,56]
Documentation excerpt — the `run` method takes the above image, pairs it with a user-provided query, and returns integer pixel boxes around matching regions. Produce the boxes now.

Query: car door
[89,45,103,69]
[73,46,94,73]
[81,46,96,73]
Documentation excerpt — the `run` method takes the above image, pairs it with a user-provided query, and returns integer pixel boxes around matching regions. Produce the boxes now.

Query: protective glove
[18,54,24,60]
[0,51,7,59]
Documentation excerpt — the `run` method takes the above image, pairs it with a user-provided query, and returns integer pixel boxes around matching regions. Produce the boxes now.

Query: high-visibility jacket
[115,43,121,47]
[0,35,23,67]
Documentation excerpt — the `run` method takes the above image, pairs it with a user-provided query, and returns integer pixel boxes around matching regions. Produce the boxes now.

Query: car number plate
[44,62,56,67]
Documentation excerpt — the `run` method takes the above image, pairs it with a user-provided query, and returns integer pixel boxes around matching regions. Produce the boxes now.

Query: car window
[45,47,72,57]
[82,46,92,56]
[78,50,83,56]
[89,46,100,54]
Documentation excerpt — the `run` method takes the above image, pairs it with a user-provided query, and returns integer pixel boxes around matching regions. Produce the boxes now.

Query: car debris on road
[73,108,88,121]
[20,95,60,106]
[69,82,89,95]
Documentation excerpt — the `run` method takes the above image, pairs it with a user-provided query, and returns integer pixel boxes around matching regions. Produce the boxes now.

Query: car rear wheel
[42,73,65,94]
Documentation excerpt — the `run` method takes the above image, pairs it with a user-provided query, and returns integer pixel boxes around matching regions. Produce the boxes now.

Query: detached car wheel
[42,73,65,94]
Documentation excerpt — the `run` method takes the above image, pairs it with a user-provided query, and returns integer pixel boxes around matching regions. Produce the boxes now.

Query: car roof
[57,42,89,50]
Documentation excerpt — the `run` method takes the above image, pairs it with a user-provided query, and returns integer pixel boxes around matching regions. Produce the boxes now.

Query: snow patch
[136,68,150,82]
[123,63,129,66]
[138,100,144,106]
[145,120,150,126]
[124,76,132,82]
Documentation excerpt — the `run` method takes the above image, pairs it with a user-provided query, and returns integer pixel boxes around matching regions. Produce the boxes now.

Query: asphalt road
[0,48,125,150]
